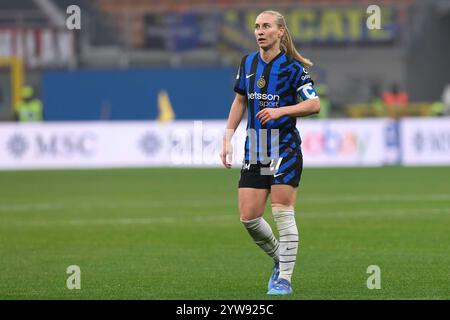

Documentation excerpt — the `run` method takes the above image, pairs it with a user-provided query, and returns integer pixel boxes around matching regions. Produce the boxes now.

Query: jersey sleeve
[233,56,247,95]
[292,63,319,101]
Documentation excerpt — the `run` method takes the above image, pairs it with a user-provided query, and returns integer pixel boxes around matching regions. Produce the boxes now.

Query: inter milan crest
[257,76,266,88]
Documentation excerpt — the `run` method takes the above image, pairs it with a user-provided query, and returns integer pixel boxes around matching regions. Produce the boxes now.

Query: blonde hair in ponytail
[261,10,313,68]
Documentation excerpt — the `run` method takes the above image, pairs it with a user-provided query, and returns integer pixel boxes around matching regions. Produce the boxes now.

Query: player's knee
[239,212,263,221]
[239,205,264,221]
[239,202,263,221]
[271,193,296,207]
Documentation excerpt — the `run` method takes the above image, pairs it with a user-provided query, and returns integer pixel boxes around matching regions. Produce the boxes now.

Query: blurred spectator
[314,83,330,119]
[0,86,3,109]
[442,84,450,116]
[429,84,450,116]
[369,83,385,117]
[382,83,409,113]
[157,90,175,122]
[430,101,445,116]
[16,85,43,122]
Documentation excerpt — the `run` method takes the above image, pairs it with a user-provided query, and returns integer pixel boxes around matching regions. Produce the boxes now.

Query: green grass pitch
[0,167,449,299]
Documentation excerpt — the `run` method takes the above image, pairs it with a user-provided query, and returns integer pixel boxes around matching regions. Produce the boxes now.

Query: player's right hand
[220,141,233,169]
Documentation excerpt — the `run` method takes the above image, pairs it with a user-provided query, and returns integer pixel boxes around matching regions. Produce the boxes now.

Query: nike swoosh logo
[246,73,255,79]
[286,247,296,251]
[274,172,284,178]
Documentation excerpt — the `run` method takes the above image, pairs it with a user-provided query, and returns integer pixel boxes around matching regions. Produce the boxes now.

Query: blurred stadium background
[0,0,449,299]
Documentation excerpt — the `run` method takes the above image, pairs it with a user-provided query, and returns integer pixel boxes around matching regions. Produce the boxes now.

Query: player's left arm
[256,66,320,125]
[278,83,321,118]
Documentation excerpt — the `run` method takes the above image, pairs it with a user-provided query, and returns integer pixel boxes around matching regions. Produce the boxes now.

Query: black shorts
[238,154,303,189]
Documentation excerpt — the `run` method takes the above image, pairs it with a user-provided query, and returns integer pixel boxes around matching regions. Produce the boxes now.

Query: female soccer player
[220,10,320,295]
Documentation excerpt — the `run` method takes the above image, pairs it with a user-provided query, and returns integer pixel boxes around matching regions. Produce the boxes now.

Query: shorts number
[269,158,283,172]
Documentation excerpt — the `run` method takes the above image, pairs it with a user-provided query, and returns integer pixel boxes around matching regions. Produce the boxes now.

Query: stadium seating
[0,0,48,26]
[0,0,38,11]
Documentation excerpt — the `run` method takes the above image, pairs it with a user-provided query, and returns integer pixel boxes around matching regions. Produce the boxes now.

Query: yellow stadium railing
[0,56,24,112]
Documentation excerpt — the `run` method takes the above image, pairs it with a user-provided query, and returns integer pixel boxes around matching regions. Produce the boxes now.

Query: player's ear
[278,27,285,39]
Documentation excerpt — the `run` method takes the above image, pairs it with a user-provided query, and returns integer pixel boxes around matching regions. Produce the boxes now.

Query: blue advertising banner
[42,68,237,121]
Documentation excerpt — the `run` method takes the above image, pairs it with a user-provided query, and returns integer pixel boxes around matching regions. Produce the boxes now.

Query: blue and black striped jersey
[234,51,318,163]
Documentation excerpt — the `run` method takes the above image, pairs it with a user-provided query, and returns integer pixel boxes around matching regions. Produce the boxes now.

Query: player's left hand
[256,108,283,125]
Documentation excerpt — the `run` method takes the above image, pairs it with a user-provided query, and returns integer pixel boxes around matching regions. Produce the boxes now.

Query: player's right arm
[221,55,248,169]
[221,93,247,168]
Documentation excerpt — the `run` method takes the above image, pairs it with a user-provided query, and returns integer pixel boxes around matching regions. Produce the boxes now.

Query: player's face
[254,13,283,51]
